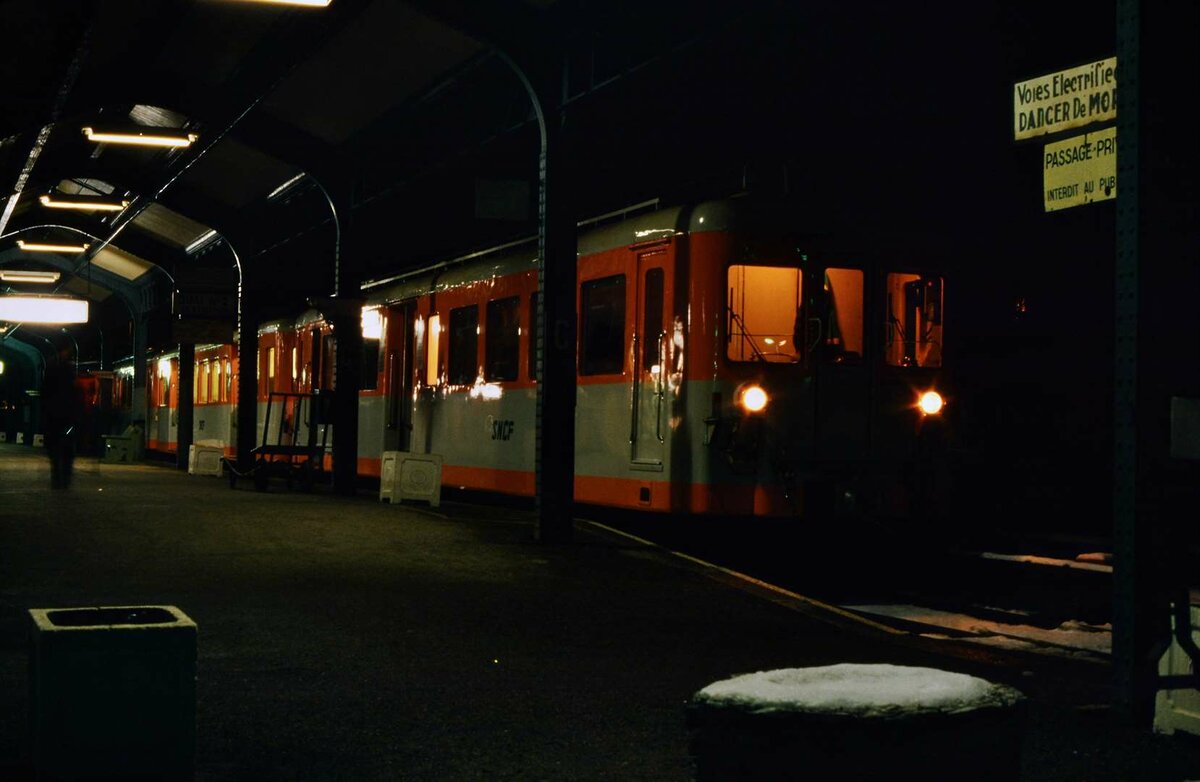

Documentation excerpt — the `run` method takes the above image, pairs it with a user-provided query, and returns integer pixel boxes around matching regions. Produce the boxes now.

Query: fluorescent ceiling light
[40,194,129,212]
[268,173,307,200]
[82,126,198,148]
[185,229,219,254]
[15,240,89,253]
[0,270,62,284]
[0,296,88,324]
[242,0,332,6]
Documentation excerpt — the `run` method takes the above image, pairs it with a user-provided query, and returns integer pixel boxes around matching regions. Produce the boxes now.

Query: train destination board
[1043,127,1116,212]
[1014,57,1117,140]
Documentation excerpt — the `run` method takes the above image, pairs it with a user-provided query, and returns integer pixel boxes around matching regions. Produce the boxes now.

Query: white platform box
[188,445,225,477]
[1155,600,1200,737]
[0,432,6,443]
[380,451,442,508]
[102,425,144,464]
[33,433,44,447]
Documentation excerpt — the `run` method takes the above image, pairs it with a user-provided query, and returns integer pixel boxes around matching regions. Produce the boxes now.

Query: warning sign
[1043,127,1117,212]
[1014,57,1117,140]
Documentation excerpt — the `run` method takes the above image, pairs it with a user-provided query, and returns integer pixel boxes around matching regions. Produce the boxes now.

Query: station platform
[0,443,1197,780]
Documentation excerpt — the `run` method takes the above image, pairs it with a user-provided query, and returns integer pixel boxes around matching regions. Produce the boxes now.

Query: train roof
[361,199,748,306]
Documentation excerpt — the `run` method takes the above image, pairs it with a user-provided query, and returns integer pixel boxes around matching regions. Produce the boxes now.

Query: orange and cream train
[122,199,949,518]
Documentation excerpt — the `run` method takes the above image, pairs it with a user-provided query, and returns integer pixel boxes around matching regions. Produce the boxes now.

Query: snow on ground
[693,663,1024,717]
[978,551,1113,573]
[846,604,1113,659]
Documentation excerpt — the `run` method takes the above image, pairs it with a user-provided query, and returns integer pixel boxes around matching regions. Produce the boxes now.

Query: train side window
[727,264,802,363]
[194,363,202,404]
[485,296,520,382]
[322,334,336,389]
[528,293,539,381]
[642,268,664,372]
[225,359,233,401]
[885,273,943,368]
[820,268,864,364]
[212,360,221,401]
[361,339,380,391]
[448,304,479,385]
[361,308,381,391]
[581,275,626,375]
[426,315,441,385]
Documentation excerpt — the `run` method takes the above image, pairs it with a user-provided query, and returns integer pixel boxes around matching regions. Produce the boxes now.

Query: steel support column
[324,177,362,497]
[503,50,577,544]
[1113,0,1153,724]
[176,344,194,471]
[534,113,577,542]
[235,241,261,472]
[131,315,149,430]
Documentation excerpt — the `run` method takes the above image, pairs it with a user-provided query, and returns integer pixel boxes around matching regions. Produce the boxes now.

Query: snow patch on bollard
[694,663,1024,718]
[688,664,1028,781]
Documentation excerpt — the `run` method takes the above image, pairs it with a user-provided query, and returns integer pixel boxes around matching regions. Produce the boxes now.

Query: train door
[812,265,869,458]
[383,303,414,452]
[630,247,671,468]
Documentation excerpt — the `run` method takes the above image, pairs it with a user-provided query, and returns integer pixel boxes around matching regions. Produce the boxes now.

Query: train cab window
[885,273,943,368]
[528,293,539,381]
[727,264,802,363]
[485,296,520,382]
[820,268,864,364]
[581,275,626,375]
[448,305,479,385]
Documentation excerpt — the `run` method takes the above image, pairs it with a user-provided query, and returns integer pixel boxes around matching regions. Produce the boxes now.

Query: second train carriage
[123,342,240,458]
[132,199,950,518]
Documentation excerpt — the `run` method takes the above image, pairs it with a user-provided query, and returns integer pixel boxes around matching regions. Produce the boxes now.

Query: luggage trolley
[228,391,330,491]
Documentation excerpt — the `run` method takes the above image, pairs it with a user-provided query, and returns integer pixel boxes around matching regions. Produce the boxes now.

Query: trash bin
[29,605,197,781]
[688,664,1027,782]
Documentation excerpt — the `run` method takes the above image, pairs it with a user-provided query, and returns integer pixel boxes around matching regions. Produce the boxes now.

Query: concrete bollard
[29,605,197,781]
[688,663,1026,781]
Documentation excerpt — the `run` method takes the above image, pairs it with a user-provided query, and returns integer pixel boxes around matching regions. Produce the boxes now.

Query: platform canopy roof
[0,0,595,335]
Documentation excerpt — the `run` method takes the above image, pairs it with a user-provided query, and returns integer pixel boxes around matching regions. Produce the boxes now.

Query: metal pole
[1114,0,1150,725]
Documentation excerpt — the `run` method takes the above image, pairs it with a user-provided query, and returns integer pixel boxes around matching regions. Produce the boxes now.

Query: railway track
[586,511,1115,655]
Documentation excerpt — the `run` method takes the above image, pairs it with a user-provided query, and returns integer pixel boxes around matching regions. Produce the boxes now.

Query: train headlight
[740,384,769,413]
[918,390,944,416]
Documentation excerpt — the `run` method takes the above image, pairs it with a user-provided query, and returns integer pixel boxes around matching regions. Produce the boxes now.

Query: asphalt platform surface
[1,443,1197,780]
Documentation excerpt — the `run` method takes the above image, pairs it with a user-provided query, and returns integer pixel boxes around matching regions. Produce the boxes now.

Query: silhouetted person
[42,352,83,489]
